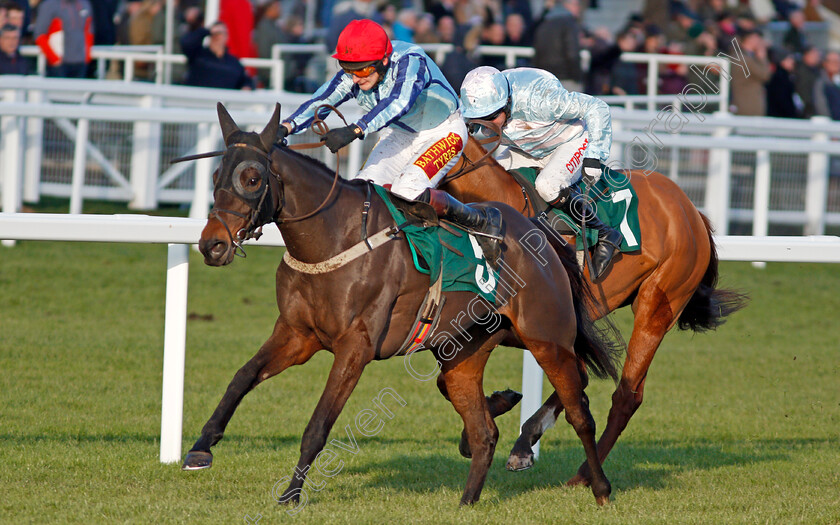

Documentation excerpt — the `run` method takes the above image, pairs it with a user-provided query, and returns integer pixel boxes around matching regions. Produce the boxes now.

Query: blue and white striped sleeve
[286,71,356,133]
[356,54,429,134]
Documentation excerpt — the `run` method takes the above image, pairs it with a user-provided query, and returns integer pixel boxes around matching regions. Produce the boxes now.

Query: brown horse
[442,136,748,485]
[182,103,624,506]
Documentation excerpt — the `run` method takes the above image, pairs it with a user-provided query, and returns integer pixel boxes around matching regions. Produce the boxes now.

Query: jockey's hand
[276,123,291,145]
[582,157,602,186]
[322,124,363,153]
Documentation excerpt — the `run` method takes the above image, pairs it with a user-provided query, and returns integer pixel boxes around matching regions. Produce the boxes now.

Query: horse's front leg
[183,322,321,470]
[278,337,372,504]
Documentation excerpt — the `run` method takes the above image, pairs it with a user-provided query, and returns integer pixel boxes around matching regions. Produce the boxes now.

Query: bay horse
[442,135,748,485]
[182,103,624,506]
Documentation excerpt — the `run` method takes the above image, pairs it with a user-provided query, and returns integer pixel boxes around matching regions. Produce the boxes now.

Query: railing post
[519,351,544,459]
[646,56,658,111]
[189,122,216,219]
[24,88,44,203]
[1,88,24,218]
[705,111,732,234]
[129,95,162,210]
[609,119,623,167]
[719,58,731,113]
[669,98,681,181]
[752,149,770,268]
[347,139,363,178]
[69,118,90,214]
[160,242,189,464]
[805,116,829,235]
[704,112,732,235]
[125,57,134,81]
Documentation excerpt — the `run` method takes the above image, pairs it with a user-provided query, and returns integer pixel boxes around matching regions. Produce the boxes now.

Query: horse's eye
[248,177,259,186]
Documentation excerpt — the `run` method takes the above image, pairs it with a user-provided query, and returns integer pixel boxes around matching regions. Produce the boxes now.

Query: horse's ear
[217,102,239,146]
[259,103,282,152]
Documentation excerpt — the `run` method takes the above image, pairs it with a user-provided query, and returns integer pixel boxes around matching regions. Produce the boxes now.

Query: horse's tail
[531,219,625,381]
[677,213,750,332]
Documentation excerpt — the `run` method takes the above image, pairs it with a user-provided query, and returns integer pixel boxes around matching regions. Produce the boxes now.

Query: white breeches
[496,128,591,203]
[357,112,468,200]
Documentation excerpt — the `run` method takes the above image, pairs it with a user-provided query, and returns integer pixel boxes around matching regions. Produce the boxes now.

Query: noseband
[209,142,276,258]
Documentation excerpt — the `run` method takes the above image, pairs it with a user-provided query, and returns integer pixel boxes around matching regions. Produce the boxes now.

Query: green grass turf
[1,218,839,524]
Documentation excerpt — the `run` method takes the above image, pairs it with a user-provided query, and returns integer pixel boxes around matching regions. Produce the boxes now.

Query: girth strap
[282,225,402,274]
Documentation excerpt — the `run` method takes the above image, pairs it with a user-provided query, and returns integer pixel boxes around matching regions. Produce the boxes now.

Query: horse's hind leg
[437,375,522,459]
[439,342,498,505]
[567,282,678,486]
[528,341,610,505]
[183,324,320,470]
[507,357,588,471]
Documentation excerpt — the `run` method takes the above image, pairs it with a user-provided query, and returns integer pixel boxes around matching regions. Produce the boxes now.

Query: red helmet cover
[332,19,393,62]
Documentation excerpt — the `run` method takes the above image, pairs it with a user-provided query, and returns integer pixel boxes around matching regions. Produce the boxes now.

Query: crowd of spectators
[2,0,840,120]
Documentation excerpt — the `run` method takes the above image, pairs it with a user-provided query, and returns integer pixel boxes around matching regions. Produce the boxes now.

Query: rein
[439,119,502,185]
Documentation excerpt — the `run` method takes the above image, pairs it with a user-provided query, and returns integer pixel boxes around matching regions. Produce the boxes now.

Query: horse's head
[198,103,282,266]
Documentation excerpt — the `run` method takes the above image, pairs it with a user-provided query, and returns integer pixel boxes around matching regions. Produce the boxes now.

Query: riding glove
[582,157,603,186]
[276,123,291,145]
[322,124,363,153]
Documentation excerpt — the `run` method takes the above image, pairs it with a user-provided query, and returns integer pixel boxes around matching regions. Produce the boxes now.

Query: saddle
[384,191,439,227]
[384,189,501,269]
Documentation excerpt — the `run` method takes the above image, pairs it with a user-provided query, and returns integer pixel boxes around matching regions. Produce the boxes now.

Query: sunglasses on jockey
[340,59,383,78]
[482,106,507,121]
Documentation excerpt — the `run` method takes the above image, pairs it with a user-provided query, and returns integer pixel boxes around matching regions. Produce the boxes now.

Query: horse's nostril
[209,241,227,257]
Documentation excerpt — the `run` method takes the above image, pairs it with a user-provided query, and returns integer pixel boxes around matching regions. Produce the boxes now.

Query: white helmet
[460,66,510,119]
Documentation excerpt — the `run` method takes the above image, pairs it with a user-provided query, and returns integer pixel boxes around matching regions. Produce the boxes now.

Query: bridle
[172,104,349,258]
[439,119,502,185]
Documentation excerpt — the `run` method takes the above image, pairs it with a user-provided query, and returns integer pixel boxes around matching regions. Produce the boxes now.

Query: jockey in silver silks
[278,19,502,243]
[460,66,623,279]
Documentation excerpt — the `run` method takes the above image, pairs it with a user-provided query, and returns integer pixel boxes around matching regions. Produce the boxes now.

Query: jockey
[460,66,623,279]
[278,19,502,243]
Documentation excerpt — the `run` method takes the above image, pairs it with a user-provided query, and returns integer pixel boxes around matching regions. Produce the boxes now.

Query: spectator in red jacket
[218,0,256,60]
[34,0,94,78]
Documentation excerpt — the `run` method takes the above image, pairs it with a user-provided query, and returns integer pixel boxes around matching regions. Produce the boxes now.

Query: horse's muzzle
[198,237,234,266]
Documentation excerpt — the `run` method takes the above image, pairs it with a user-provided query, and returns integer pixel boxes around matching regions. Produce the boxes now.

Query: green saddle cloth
[373,185,497,304]
[512,166,642,252]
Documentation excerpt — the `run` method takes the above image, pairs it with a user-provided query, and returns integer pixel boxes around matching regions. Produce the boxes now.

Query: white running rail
[1,213,839,463]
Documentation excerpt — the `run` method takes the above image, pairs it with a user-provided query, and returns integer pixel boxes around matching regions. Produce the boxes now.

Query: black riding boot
[550,185,623,280]
[418,188,503,264]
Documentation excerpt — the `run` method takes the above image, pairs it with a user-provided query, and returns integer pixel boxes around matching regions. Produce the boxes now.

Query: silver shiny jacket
[500,68,612,161]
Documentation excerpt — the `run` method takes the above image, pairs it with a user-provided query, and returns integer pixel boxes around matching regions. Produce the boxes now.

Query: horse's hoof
[505,451,534,471]
[493,389,523,408]
[566,473,591,487]
[278,490,300,505]
[182,450,213,470]
[458,429,472,459]
[595,495,610,506]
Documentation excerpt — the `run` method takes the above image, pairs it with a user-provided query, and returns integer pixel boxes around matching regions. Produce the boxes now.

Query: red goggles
[342,63,378,78]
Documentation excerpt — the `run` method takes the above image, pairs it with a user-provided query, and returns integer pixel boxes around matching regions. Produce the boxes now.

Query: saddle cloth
[511,166,642,252]
[373,185,498,304]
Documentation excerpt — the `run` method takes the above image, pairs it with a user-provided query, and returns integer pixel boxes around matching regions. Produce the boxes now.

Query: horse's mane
[277,144,369,189]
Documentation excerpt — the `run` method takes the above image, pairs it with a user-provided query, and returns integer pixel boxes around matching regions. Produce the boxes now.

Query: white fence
[19,44,732,109]
[2,76,839,237]
[2,212,840,463]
